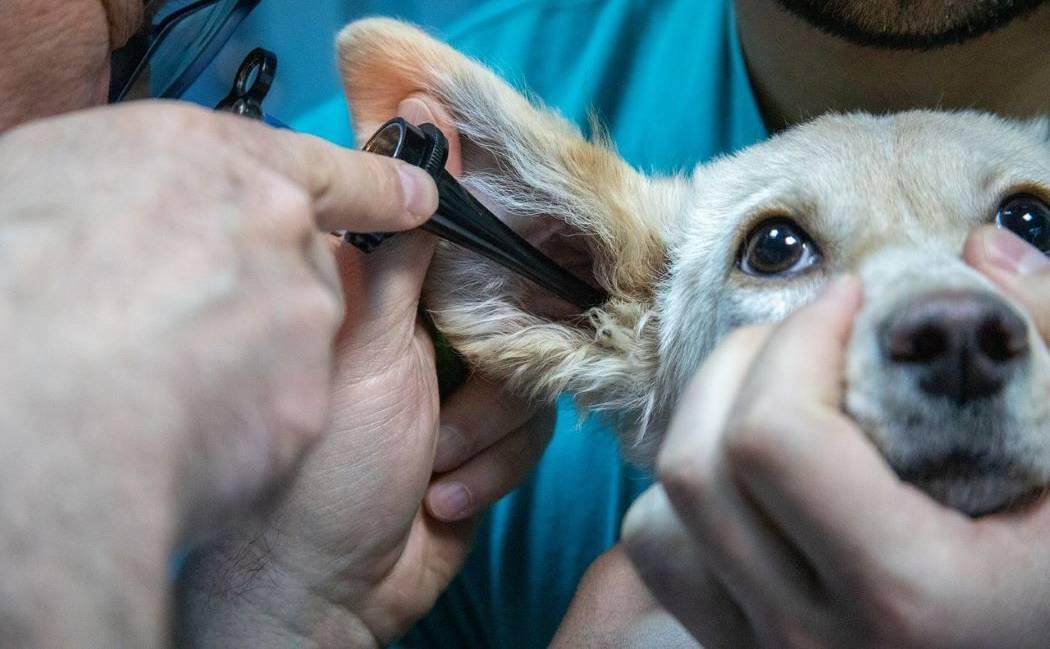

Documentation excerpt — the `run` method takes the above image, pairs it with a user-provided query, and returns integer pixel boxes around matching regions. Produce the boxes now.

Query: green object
[422,310,471,400]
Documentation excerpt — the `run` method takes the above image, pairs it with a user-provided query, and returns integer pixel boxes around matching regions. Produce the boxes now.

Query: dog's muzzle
[880,289,1030,405]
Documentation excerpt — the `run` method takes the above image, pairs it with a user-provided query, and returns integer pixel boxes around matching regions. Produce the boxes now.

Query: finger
[622,486,756,649]
[205,107,439,233]
[656,325,821,622]
[328,92,455,353]
[964,225,1050,340]
[331,230,435,362]
[369,510,476,644]
[398,93,463,177]
[326,94,459,378]
[300,230,343,314]
[722,277,956,585]
[234,164,344,306]
[657,325,773,464]
[425,406,554,521]
[434,378,536,473]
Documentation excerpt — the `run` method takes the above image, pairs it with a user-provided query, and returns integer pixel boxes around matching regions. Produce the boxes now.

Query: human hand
[176,95,554,648]
[622,266,1050,649]
[424,377,554,522]
[964,225,1050,336]
[0,101,436,646]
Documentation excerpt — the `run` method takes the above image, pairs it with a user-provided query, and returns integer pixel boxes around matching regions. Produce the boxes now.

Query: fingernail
[434,425,466,471]
[428,482,473,521]
[982,227,1050,276]
[397,163,437,222]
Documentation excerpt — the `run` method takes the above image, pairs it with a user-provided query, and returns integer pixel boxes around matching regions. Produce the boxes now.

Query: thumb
[964,226,1050,339]
[740,274,864,410]
[353,93,446,290]
[333,95,448,344]
[331,231,434,361]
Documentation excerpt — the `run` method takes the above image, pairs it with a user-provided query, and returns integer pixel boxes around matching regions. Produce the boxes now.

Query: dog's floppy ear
[337,19,682,438]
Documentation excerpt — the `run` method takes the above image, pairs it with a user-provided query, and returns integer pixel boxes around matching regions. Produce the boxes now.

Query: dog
[337,18,1050,517]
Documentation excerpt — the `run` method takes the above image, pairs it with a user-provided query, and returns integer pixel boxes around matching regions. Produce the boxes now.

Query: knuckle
[307,145,338,206]
[293,281,344,337]
[256,353,333,461]
[255,172,315,235]
[321,290,345,335]
[722,398,782,475]
[620,492,667,560]
[619,530,665,584]
[266,173,313,216]
[656,449,710,508]
[268,317,339,439]
[273,381,330,450]
[846,561,931,646]
[153,102,224,140]
[312,245,346,323]
[619,509,647,552]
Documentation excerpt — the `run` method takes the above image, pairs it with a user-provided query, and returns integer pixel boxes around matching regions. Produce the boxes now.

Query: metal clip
[215,48,278,120]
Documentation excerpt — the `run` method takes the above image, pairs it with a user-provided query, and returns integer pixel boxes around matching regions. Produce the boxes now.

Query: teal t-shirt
[286,1,767,646]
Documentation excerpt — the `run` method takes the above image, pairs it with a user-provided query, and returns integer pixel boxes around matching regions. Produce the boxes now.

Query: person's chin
[772,0,1048,49]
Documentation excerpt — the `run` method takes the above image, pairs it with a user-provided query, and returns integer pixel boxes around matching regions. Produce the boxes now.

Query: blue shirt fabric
[288,1,767,646]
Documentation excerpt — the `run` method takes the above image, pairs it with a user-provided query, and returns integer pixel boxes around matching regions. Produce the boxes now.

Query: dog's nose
[882,291,1029,404]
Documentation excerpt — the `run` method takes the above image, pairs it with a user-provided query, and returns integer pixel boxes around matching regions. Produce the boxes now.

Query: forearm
[174,542,377,649]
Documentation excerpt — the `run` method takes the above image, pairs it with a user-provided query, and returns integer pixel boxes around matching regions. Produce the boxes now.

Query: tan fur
[340,19,679,443]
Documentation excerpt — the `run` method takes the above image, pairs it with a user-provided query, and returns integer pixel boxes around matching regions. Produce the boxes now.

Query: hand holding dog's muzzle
[622,275,1050,649]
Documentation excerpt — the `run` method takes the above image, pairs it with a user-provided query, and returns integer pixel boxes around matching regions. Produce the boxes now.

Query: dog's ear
[337,19,682,438]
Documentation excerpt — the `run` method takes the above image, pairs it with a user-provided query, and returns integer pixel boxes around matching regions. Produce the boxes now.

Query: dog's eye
[996,194,1050,254]
[738,218,820,276]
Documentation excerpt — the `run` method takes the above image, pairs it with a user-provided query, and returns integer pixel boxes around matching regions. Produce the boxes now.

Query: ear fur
[1034,116,1050,142]
[337,19,684,452]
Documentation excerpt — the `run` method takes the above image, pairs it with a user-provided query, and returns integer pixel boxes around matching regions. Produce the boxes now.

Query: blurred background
[183,1,476,144]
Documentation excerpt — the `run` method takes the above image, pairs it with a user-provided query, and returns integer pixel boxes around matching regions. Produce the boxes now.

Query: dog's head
[338,19,1050,515]
[676,115,1050,516]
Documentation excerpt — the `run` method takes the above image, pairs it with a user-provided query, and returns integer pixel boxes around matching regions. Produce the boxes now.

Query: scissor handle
[215,48,279,121]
